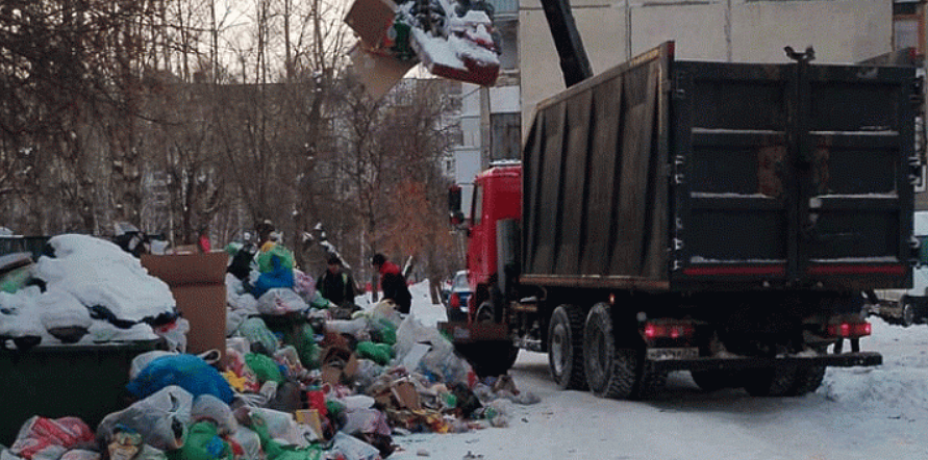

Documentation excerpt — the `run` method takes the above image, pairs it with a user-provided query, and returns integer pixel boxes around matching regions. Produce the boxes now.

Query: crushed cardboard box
[319,345,360,386]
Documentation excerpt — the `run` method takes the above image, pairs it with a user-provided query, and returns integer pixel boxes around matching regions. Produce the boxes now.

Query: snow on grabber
[345,0,501,92]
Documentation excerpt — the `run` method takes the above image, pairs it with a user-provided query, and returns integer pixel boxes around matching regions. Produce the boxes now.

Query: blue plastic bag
[127,354,234,403]
[251,256,294,298]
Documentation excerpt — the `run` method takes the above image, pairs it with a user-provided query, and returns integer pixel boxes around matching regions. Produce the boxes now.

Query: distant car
[873,211,928,326]
[445,270,472,322]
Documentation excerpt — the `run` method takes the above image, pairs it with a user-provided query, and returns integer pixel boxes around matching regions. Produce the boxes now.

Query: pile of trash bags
[0,234,540,460]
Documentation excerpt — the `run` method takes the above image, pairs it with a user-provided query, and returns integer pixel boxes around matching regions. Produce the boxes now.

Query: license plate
[647,347,698,361]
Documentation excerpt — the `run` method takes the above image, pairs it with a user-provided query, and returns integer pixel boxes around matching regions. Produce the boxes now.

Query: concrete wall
[519,0,893,135]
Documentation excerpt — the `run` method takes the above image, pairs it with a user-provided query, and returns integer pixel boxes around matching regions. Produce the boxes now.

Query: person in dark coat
[317,255,357,307]
[371,253,412,314]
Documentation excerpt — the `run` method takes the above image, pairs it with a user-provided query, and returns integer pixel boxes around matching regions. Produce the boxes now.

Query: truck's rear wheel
[634,363,667,400]
[690,370,738,392]
[742,365,797,397]
[901,296,916,327]
[583,303,637,399]
[788,364,826,396]
[548,304,587,390]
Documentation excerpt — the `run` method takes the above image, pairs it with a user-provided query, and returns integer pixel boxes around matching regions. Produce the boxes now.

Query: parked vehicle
[444,270,473,322]
[873,211,928,326]
[445,41,919,399]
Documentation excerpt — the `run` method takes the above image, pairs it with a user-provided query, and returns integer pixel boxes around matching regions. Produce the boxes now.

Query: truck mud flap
[438,321,509,343]
[647,351,882,373]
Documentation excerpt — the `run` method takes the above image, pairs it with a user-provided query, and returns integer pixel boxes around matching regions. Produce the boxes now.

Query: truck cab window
[472,184,483,226]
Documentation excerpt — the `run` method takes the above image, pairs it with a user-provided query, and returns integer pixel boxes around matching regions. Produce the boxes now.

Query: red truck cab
[465,163,521,319]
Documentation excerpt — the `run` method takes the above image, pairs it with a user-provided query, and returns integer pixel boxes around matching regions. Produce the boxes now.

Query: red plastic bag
[10,416,95,460]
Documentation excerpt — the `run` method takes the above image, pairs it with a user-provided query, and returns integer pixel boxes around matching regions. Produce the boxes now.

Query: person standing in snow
[317,255,357,307]
[371,253,412,314]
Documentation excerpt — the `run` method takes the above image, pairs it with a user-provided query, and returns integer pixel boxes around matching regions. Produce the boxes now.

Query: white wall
[519,0,893,135]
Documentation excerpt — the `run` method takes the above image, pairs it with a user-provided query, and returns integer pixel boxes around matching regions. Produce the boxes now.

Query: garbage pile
[0,234,540,460]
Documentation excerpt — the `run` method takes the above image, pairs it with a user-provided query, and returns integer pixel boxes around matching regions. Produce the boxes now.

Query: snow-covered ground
[384,281,928,460]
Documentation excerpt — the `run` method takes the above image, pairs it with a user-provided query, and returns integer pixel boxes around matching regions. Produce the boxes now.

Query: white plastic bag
[324,318,370,341]
[59,450,100,460]
[247,408,307,447]
[370,300,402,329]
[256,288,308,315]
[229,427,261,460]
[330,432,380,460]
[191,394,237,435]
[154,318,189,353]
[395,316,472,385]
[97,386,193,451]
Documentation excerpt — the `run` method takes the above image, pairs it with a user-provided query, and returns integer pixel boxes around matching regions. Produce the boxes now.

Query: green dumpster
[0,340,160,446]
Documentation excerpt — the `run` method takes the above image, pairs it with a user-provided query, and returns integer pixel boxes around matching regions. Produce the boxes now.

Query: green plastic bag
[245,353,284,384]
[257,245,294,274]
[296,323,319,369]
[248,413,322,460]
[237,317,279,355]
[375,319,397,346]
[355,341,393,366]
[168,422,232,460]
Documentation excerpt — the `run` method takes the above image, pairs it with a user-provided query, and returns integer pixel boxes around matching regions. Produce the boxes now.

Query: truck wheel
[583,303,637,399]
[634,363,667,400]
[548,304,587,390]
[742,365,796,397]
[690,370,737,392]
[901,297,916,327]
[788,365,826,396]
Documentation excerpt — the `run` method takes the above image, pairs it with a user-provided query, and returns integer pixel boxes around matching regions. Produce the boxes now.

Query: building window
[496,19,519,71]
[491,112,522,161]
[894,1,925,55]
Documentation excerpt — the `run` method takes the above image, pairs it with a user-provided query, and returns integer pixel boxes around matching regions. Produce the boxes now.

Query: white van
[874,211,928,326]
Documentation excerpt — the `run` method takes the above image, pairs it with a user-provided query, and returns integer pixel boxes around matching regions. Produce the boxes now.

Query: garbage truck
[444,40,922,399]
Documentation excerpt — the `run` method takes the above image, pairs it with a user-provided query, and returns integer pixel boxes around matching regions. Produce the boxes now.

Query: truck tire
[548,304,587,390]
[788,364,826,396]
[901,297,916,327]
[634,363,667,400]
[690,370,738,392]
[742,365,796,397]
[583,303,637,399]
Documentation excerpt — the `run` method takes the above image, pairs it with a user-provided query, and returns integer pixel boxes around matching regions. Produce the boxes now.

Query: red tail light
[827,321,872,338]
[450,293,460,309]
[643,322,695,340]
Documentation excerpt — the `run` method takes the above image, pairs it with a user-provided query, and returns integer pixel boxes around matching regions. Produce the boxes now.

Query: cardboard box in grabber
[343,0,501,96]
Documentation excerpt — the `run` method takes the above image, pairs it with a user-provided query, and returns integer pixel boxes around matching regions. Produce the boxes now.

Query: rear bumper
[648,351,882,373]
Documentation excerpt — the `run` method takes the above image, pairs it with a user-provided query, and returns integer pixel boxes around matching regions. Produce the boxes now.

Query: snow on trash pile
[0,234,173,345]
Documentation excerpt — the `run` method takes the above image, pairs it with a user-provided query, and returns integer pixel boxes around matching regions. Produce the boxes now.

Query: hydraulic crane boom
[539,0,592,87]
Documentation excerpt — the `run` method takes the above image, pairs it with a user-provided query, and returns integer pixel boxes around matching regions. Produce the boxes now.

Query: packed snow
[380,284,928,460]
